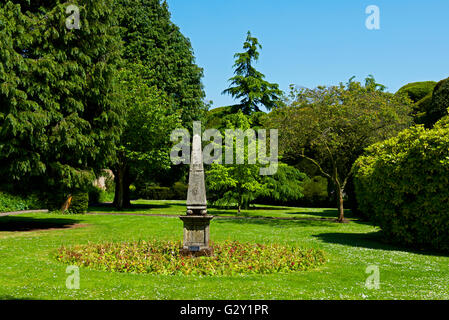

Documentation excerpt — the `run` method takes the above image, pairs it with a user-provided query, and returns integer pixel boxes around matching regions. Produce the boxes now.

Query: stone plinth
[179,215,213,257]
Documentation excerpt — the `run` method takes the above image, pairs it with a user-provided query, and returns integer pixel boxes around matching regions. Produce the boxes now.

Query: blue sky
[166,0,449,109]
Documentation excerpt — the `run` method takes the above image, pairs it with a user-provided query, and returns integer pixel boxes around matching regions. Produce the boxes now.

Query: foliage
[137,186,175,200]
[0,192,41,212]
[56,240,325,276]
[396,81,437,103]
[262,163,306,202]
[172,182,188,200]
[69,192,89,214]
[205,111,304,211]
[429,77,449,127]
[353,125,449,251]
[0,0,123,203]
[115,0,206,125]
[300,176,329,206]
[397,79,449,128]
[267,77,413,221]
[112,63,182,208]
[88,186,102,204]
[223,31,283,114]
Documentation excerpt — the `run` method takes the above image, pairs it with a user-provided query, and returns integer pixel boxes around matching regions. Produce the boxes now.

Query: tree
[112,63,181,208]
[206,111,305,213]
[110,0,207,206]
[0,0,123,207]
[223,31,283,115]
[115,0,206,125]
[267,77,413,222]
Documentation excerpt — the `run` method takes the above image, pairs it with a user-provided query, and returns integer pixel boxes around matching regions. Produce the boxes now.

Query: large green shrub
[172,182,188,200]
[138,186,175,200]
[396,81,437,103]
[69,192,89,214]
[396,80,449,128]
[353,125,449,251]
[430,77,449,126]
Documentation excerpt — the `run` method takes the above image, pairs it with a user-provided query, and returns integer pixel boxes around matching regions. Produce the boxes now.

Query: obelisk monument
[179,133,213,256]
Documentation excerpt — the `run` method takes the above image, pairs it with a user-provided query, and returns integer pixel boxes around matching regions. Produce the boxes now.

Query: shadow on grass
[214,217,337,228]
[89,202,172,213]
[0,295,37,300]
[209,205,291,211]
[0,216,81,232]
[285,208,357,219]
[314,232,449,257]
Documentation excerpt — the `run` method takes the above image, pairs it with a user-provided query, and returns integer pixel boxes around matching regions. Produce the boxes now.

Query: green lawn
[0,200,448,299]
[89,200,352,220]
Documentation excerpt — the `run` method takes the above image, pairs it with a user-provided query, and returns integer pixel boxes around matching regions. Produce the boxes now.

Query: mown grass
[0,200,448,300]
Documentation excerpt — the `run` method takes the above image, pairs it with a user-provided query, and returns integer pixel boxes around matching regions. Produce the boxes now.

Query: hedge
[138,186,175,200]
[353,125,449,251]
[69,192,89,214]
[396,81,436,103]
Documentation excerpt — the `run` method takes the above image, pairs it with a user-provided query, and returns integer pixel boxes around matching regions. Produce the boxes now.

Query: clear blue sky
[166,0,449,109]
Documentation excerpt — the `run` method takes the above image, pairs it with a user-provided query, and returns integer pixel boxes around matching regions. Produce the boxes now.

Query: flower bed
[56,240,326,276]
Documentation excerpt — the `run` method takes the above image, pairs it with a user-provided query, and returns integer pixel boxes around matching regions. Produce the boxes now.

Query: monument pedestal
[179,215,214,257]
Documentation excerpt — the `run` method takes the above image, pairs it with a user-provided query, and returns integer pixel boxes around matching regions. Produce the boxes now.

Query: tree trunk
[113,164,131,209]
[336,187,345,223]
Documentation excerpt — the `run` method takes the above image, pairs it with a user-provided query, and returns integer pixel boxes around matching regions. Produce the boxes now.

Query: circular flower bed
[56,240,326,276]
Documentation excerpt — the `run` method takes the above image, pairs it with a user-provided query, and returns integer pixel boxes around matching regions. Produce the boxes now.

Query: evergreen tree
[0,0,123,206]
[115,0,206,125]
[223,31,283,115]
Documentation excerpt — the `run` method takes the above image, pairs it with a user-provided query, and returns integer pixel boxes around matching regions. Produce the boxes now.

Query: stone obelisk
[179,133,213,256]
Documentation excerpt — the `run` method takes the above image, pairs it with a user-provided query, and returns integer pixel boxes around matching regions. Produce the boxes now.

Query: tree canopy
[266,77,413,221]
[223,31,283,115]
[116,0,206,125]
[0,0,123,207]
[112,63,181,208]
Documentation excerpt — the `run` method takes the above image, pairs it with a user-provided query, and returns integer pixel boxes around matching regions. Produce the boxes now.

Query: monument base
[179,215,214,257]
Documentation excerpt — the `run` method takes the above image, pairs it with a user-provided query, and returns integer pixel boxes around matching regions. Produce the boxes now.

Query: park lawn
[88,199,353,220]
[0,203,448,300]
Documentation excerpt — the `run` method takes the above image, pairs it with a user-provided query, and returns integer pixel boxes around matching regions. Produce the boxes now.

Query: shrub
[88,186,102,204]
[413,93,433,127]
[0,192,42,212]
[69,192,89,214]
[396,81,437,103]
[56,240,326,276]
[138,186,175,200]
[353,125,449,251]
[172,182,188,200]
[430,77,449,126]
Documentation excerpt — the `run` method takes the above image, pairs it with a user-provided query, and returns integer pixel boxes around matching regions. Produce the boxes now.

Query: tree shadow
[214,217,337,228]
[89,202,172,212]
[314,231,449,257]
[210,205,291,211]
[285,208,356,219]
[0,216,82,232]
